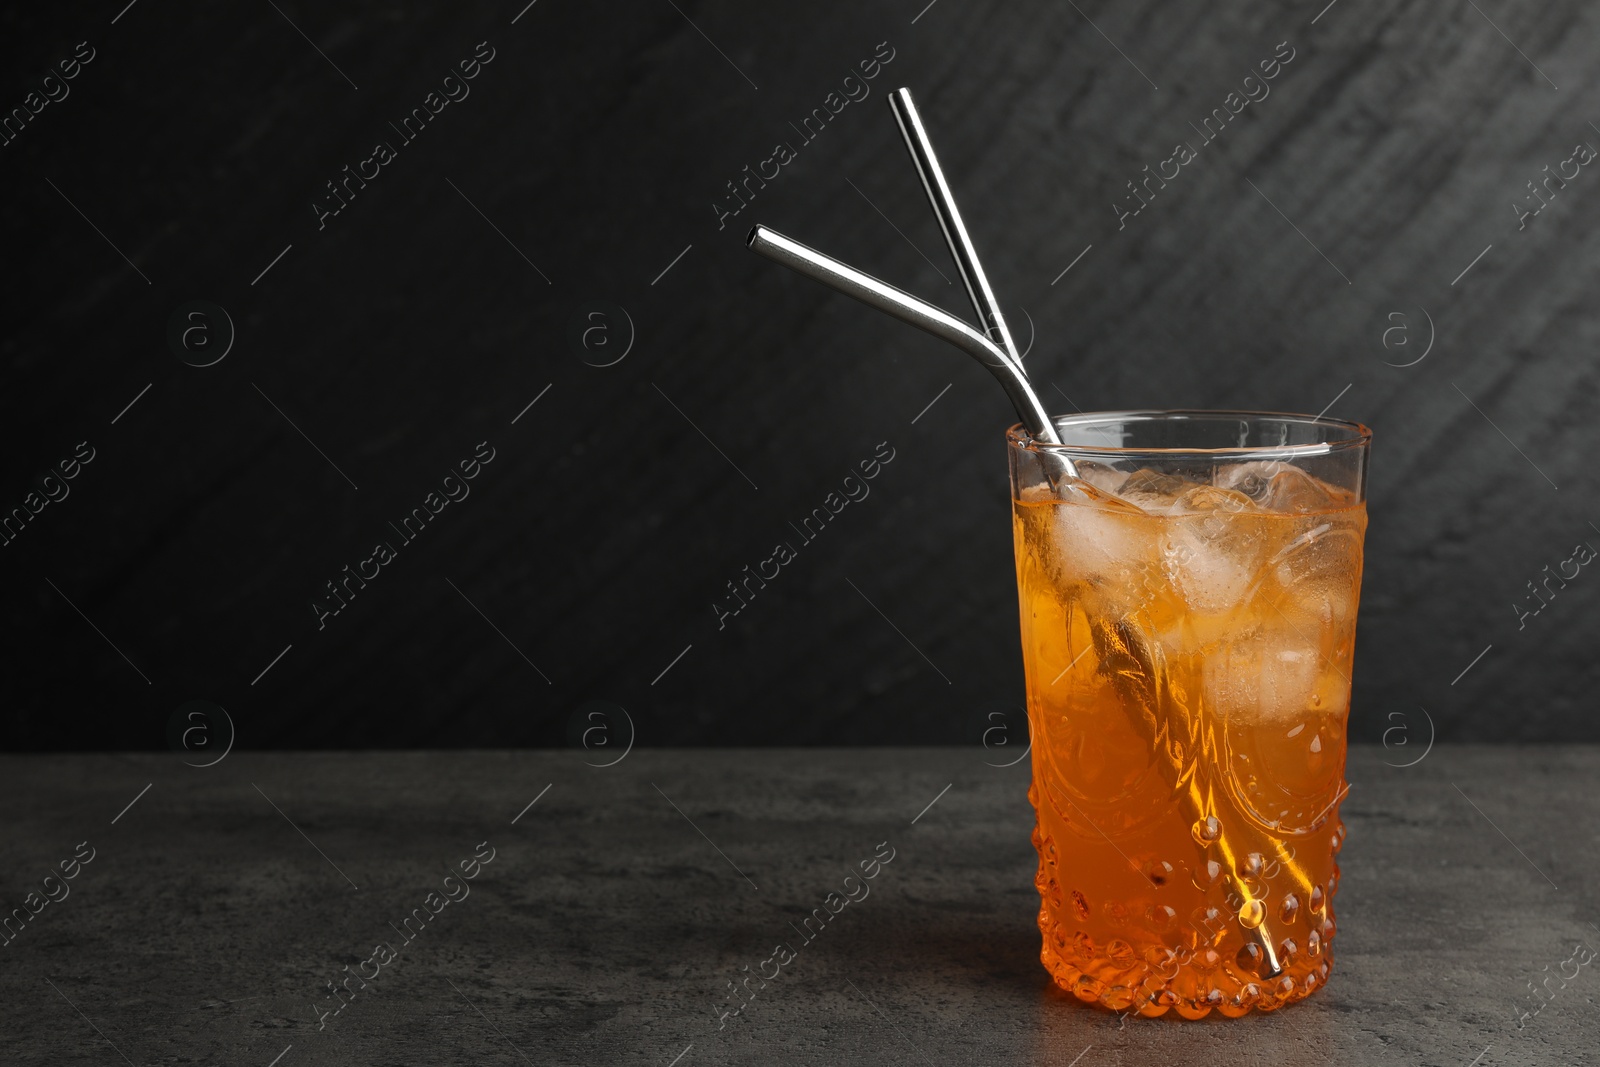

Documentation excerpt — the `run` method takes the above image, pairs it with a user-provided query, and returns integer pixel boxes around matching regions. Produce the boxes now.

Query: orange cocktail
[1008,411,1370,1018]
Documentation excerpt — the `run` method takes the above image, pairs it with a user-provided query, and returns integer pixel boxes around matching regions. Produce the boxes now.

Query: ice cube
[1073,461,1131,497]
[1168,484,1257,516]
[1256,638,1324,720]
[1204,629,1345,723]
[1270,521,1363,624]
[1154,608,1240,659]
[1257,468,1349,514]
[1117,469,1200,512]
[1161,487,1262,614]
[1051,499,1159,590]
[1218,461,1294,504]
[1019,472,1146,511]
[1163,532,1260,614]
[1202,633,1256,720]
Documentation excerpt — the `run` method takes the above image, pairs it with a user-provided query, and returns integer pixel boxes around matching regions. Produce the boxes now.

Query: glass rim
[1008,409,1372,459]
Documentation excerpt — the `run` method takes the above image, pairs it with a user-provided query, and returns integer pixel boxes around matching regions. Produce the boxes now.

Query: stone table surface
[0,746,1595,1066]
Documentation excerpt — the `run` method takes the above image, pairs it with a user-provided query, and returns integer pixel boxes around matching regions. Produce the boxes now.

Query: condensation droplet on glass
[1235,942,1264,974]
[1143,858,1175,886]
[1192,859,1223,889]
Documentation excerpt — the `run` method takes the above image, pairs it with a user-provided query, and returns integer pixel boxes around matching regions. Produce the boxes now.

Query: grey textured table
[1,746,1594,1065]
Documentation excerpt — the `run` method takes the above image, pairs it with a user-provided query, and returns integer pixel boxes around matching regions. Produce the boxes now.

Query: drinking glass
[1008,410,1371,1018]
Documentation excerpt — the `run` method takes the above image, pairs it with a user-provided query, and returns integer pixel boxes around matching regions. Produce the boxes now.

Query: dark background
[2,0,1595,749]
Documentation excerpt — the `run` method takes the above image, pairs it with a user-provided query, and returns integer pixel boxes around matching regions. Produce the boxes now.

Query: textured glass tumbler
[1008,411,1371,1018]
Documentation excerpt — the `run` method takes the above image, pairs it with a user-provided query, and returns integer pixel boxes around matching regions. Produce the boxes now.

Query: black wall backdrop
[2,0,1596,750]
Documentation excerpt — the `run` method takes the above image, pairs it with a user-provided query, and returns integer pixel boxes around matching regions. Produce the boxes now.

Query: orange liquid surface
[1013,483,1366,1017]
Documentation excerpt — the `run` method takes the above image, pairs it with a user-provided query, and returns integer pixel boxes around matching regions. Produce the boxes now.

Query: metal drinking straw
[746,225,1062,448]
[888,88,1022,369]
